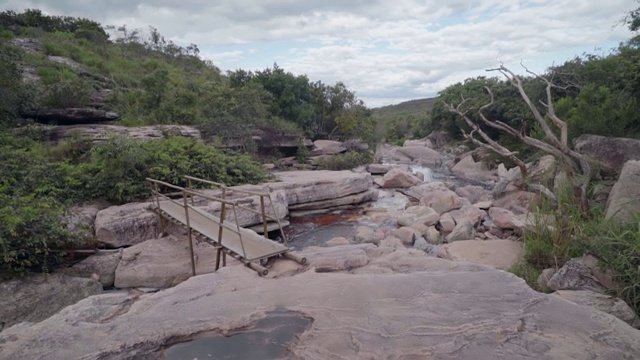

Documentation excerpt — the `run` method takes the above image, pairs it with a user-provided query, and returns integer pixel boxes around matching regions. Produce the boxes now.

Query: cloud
[0,0,634,106]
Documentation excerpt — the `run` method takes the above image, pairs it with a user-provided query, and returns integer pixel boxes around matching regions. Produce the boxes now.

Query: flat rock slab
[438,239,523,269]
[268,170,373,205]
[2,250,639,360]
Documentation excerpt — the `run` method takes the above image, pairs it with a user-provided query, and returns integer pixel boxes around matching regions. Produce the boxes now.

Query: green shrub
[317,151,372,170]
[295,142,309,163]
[39,77,93,108]
[0,29,14,39]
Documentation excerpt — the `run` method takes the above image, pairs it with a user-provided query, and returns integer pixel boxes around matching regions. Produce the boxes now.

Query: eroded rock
[606,160,640,223]
[95,202,160,248]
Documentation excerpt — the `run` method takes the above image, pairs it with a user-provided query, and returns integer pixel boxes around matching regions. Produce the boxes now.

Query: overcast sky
[1,1,635,107]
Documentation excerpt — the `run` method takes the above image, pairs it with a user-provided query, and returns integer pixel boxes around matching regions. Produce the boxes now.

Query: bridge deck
[157,199,289,262]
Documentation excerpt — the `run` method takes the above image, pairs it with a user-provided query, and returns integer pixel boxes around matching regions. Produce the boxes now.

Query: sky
[1,1,636,107]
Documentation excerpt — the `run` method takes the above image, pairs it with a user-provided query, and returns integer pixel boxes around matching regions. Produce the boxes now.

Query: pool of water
[163,309,313,360]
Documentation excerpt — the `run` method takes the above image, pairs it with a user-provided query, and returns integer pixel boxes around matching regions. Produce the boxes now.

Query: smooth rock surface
[396,146,444,166]
[310,140,346,156]
[95,202,160,248]
[548,258,607,293]
[381,168,423,188]
[0,273,102,331]
[420,188,463,215]
[397,205,440,227]
[455,185,491,204]
[574,134,640,177]
[439,212,456,233]
[65,250,122,288]
[445,221,476,242]
[451,155,496,182]
[554,290,639,328]
[438,239,523,269]
[2,247,640,360]
[489,207,525,231]
[606,160,640,223]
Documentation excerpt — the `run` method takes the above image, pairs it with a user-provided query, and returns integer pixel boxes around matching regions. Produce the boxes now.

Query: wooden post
[154,182,166,236]
[182,192,196,277]
[215,202,226,271]
[187,177,195,206]
[260,196,268,238]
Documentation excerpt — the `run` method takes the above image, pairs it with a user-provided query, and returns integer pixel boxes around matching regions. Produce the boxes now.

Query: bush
[39,77,93,108]
[317,151,372,170]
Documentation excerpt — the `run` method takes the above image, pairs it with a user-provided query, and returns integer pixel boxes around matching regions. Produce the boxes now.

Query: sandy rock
[445,221,475,243]
[606,160,640,223]
[325,237,351,246]
[439,212,456,233]
[114,237,219,289]
[0,273,102,331]
[397,205,440,227]
[438,239,523,269]
[392,227,421,245]
[419,188,463,215]
[65,250,122,287]
[381,168,423,188]
[95,202,160,248]
[554,290,639,328]
[3,249,640,360]
[455,185,491,204]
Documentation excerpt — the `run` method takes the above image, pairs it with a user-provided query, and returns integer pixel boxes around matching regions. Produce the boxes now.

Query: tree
[446,65,591,215]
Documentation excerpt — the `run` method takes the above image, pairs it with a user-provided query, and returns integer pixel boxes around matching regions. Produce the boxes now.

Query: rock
[310,140,347,156]
[439,213,456,233]
[419,189,463,215]
[45,124,202,143]
[413,237,431,251]
[425,226,442,244]
[325,237,351,246]
[376,144,413,163]
[605,160,640,223]
[438,240,523,269]
[392,227,421,245]
[402,181,450,200]
[493,191,540,215]
[198,189,288,227]
[497,163,508,179]
[455,185,491,204]
[451,155,496,182]
[268,170,373,206]
[396,146,444,166]
[574,134,640,177]
[65,202,106,240]
[414,171,425,181]
[10,37,42,54]
[403,137,433,148]
[554,290,639,328]
[47,55,83,70]
[489,207,525,231]
[65,250,122,287]
[354,226,378,245]
[537,268,557,293]
[381,168,422,188]
[5,249,640,360]
[288,189,377,214]
[445,221,475,243]
[424,129,453,149]
[448,204,485,227]
[528,155,557,184]
[302,244,373,272]
[28,108,119,125]
[473,200,493,210]
[0,273,102,331]
[548,257,607,293]
[379,236,405,249]
[366,163,392,175]
[396,205,439,227]
[95,202,160,248]
[114,236,219,289]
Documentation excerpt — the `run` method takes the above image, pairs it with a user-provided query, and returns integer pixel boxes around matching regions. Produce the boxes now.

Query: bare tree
[446,64,591,215]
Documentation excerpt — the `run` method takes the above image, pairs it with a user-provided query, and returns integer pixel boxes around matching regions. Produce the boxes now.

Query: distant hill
[372,97,436,142]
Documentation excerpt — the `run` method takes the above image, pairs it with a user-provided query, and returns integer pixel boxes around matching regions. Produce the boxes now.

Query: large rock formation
[27,108,119,125]
[45,124,202,143]
[0,273,102,331]
[574,134,640,177]
[2,247,640,359]
[451,155,496,182]
[95,202,161,248]
[438,239,523,269]
[606,160,640,223]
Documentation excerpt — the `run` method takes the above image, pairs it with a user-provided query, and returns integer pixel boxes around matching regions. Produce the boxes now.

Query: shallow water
[163,309,312,360]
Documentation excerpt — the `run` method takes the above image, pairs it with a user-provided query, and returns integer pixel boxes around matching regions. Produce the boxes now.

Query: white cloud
[0,0,635,106]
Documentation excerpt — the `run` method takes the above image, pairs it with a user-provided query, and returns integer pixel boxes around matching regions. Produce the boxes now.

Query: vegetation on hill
[372,97,435,144]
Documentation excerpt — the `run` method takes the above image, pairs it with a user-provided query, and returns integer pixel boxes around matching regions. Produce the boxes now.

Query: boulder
[605,160,640,223]
[310,140,347,156]
[396,146,444,166]
[438,240,523,269]
[425,129,453,149]
[28,108,119,125]
[288,189,377,213]
[65,202,106,240]
[528,155,557,184]
[413,237,431,252]
[448,204,485,227]
[325,237,351,247]
[392,227,421,246]
[65,250,122,288]
[379,236,405,249]
[473,201,493,210]
[445,221,475,243]
[419,189,463,215]
[302,244,373,272]
[425,226,442,245]
[451,155,496,182]
[3,249,640,360]
[354,226,378,245]
[114,236,219,289]
[366,163,392,175]
[198,189,288,227]
[374,144,412,163]
[268,170,373,206]
[439,213,456,233]
[381,168,423,188]
[574,134,640,177]
[402,181,451,200]
[537,268,557,293]
[554,290,639,328]
[488,207,525,231]
[396,205,439,227]
[403,137,433,148]
[455,185,491,204]
[95,202,160,248]
[493,191,540,215]
[548,257,607,293]
[0,273,102,331]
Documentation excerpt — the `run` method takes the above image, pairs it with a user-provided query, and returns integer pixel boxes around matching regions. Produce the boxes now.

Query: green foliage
[39,77,94,108]
[317,151,372,170]
[295,142,309,163]
[0,41,36,127]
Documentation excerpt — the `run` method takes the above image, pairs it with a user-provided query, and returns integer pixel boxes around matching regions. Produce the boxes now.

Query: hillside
[372,97,436,143]
[373,97,436,117]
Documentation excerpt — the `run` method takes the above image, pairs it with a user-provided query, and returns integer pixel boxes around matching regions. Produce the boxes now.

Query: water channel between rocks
[163,309,313,360]
[284,164,465,250]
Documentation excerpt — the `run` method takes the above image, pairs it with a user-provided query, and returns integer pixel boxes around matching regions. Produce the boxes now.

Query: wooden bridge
[147,176,306,276]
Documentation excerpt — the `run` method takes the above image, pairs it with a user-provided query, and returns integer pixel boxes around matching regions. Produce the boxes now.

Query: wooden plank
[157,200,288,261]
